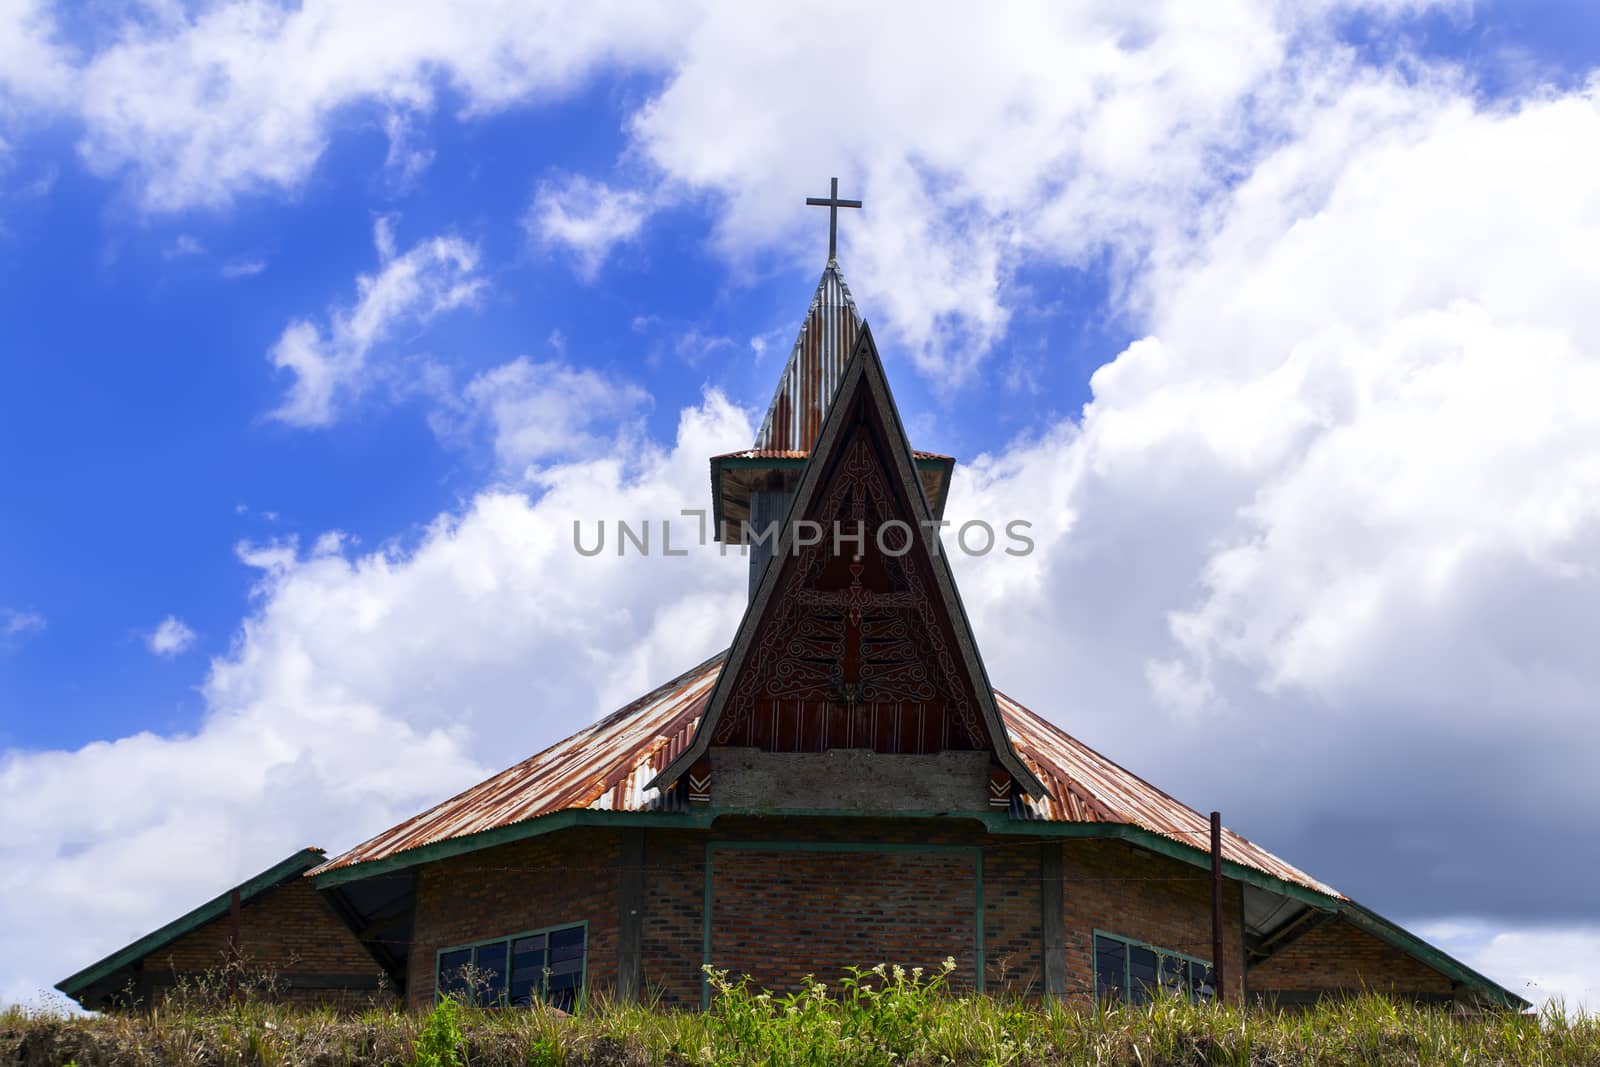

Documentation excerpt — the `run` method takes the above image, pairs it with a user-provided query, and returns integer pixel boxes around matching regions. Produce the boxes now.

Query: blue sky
[4,0,1600,1011]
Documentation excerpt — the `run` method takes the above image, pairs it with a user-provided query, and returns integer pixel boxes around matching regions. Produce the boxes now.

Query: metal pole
[1210,811,1225,1003]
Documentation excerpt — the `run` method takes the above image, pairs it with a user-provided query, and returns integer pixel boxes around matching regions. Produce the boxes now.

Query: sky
[3,0,1600,1012]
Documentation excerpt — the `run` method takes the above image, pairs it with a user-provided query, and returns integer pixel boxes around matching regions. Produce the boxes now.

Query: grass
[5,963,1597,1066]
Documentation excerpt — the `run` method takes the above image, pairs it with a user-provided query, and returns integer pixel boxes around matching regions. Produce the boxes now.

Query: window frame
[1091,928,1213,1004]
[433,920,589,1008]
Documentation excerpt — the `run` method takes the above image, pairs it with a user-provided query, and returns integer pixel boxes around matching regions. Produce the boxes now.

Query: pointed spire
[754,261,863,453]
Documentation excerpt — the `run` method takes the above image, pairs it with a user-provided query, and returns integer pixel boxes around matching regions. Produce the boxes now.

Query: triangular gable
[653,325,1046,798]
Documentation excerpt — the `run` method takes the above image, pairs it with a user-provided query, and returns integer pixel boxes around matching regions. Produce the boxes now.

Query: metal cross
[805,177,862,261]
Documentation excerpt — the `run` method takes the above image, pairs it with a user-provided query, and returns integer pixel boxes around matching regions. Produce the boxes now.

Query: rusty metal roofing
[998,693,1341,897]
[313,654,722,874]
[313,653,1339,897]
[755,262,862,453]
[713,448,954,463]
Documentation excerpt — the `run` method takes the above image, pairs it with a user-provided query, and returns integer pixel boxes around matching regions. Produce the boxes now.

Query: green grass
[5,965,1596,1067]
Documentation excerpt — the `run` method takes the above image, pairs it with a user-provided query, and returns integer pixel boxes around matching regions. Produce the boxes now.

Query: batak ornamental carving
[715,433,986,745]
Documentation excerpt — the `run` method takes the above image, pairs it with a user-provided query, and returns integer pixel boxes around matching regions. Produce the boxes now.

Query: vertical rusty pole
[228,887,241,1004]
[1210,811,1225,1003]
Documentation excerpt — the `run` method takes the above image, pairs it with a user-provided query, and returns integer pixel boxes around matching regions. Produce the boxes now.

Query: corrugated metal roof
[998,693,1340,897]
[313,654,721,874]
[313,653,1338,897]
[755,262,862,453]
[713,448,954,463]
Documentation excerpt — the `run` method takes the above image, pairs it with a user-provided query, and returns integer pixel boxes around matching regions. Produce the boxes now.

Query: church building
[58,186,1525,1015]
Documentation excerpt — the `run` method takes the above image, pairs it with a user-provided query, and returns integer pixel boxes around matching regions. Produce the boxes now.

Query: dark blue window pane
[1192,962,1216,1001]
[1159,954,1185,998]
[546,926,585,1011]
[510,936,547,1006]
[437,948,472,1002]
[1094,935,1125,1002]
[1128,946,1157,1004]
[474,942,509,1007]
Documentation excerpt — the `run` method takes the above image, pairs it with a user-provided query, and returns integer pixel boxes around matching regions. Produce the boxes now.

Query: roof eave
[55,847,326,1005]
[1339,901,1532,1011]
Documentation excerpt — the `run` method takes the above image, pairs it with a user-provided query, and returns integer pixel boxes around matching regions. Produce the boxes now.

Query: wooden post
[228,887,242,1004]
[1040,844,1066,995]
[1210,811,1225,1003]
[617,829,646,1003]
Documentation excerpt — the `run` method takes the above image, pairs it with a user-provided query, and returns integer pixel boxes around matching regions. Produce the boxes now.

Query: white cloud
[162,233,204,260]
[0,392,751,1008]
[12,0,1445,383]
[941,81,1600,1003]
[269,217,483,427]
[0,0,72,112]
[527,174,650,279]
[145,616,196,657]
[1,607,45,644]
[1416,919,1600,1011]
[221,257,266,279]
[69,0,697,212]
[382,110,434,189]
[438,356,650,472]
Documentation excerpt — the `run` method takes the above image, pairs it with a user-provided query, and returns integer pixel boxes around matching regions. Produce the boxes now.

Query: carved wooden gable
[650,326,1046,801]
[712,389,990,755]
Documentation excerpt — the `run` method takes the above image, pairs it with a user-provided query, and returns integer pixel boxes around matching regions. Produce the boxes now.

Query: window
[436,923,586,1009]
[1092,931,1213,1004]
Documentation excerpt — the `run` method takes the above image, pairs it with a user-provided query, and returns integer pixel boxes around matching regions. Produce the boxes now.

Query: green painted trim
[433,920,589,1007]
[311,809,719,888]
[1339,903,1529,1010]
[700,839,984,1007]
[308,805,1526,1010]
[312,806,1341,919]
[1091,927,1212,1005]
[55,847,326,1002]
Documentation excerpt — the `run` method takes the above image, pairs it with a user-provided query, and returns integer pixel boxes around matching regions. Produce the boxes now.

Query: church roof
[755,261,862,453]
[310,652,1336,898]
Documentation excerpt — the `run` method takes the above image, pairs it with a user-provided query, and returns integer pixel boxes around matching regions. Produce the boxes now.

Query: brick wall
[708,845,982,995]
[406,829,621,1011]
[1247,917,1453,1002]
[984,842,1045,993]
[638,829,705,1008]
[392,816,1312,1011]
[139,878,385,1007]
[1057,838,1247,1004]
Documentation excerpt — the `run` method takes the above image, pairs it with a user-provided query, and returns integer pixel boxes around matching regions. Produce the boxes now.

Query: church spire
[710,181,953,600]
[755,179,865,452]
[754,260,862,453]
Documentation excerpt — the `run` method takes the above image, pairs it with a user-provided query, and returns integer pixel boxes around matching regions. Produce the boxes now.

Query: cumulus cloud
[0,393,751,1008]
[13,1,1455,382]
[527,174,650,279]
[0,0,72,112]
[1419,919,1600,1011]
[269,218,483,427]
[437,356,651,472]
[68,0,696,212]
[944,81,1600,1001]
[145,616,196,657]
